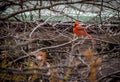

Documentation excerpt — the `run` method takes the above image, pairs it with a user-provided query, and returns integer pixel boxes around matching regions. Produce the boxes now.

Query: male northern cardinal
[73,21,93,40]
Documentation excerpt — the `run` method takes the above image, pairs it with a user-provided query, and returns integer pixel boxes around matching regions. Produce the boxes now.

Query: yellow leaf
[31,75,37,81]
[1,59,7,68]
[64,69,72,80]
[29,62,35,67]
[13,75,26,81]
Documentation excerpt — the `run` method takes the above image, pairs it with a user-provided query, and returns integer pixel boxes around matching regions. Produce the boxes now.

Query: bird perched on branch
[73,21,93,40]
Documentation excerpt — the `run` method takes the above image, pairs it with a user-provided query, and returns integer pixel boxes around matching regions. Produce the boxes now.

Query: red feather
[73,21,93,40]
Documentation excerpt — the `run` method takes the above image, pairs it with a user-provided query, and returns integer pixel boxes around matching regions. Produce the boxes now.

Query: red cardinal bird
[73,21,93,40]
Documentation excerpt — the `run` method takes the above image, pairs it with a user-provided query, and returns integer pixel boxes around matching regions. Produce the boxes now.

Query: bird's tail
[87,34,93,40]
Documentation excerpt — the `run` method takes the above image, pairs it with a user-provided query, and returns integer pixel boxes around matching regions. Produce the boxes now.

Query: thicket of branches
[0,0,120,82]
